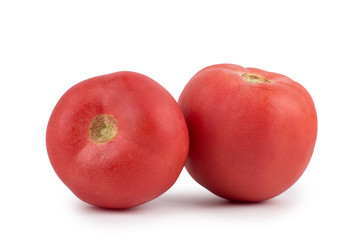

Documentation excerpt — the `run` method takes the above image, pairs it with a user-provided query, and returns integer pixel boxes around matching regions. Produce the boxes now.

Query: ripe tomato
[46,71,189,209]
[178,64,317,202]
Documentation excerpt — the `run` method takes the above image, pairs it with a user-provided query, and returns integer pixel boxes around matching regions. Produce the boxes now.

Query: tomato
[178,64,317,202]
[46,71,189,209]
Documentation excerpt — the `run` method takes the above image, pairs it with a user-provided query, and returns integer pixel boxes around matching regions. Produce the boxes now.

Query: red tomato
[46,71,189,209]
[178,64,317,202]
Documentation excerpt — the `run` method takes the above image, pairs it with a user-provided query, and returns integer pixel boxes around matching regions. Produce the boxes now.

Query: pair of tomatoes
[46,64,317,209]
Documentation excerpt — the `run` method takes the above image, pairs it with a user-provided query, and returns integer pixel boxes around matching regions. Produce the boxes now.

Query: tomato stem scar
[240,73,271,83]
[89,114,118,143]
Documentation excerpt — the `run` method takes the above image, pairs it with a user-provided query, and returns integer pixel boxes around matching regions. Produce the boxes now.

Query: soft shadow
[74,187,301,218]
[155,191,281,209]
[147,188,301,219]
[75,200,150,215]
[162,193,233,208]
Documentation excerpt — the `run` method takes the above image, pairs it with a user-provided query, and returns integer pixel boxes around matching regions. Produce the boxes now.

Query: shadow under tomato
[75,186,301,217]
[76,201,149,215]
[147,186,301,218]
[157,192,278,208]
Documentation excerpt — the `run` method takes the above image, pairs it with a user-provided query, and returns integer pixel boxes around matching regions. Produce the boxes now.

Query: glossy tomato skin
[46,72,189,209]
[178,64,317,202]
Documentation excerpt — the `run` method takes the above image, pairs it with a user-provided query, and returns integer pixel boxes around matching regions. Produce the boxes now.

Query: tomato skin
[46,72,189,209]
[178,64,317,202]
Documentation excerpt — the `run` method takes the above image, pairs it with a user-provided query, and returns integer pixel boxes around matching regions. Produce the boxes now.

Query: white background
[1,0,359,239]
